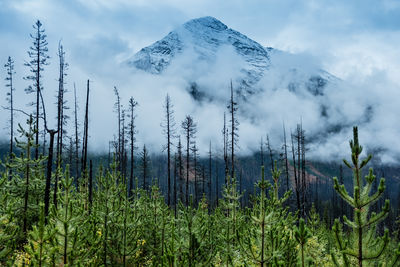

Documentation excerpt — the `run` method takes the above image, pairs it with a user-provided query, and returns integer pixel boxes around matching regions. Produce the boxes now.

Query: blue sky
[1,0,400,160]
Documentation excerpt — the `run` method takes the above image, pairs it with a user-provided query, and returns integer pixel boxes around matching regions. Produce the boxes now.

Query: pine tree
[191,141,199,203]
[113,86,122,171]
[24,20,50,160]
[282,123,290,192]
[294,218,311,267]
[238,164,296,266]
[161,94,176,206]
[140,145,150,191]
[56,42,68,168]
[9,117,45,240]
[4,56,15,158]
[73,83,80,185]
[208,141,212,207]
[81,80,90,175]
[128,97,138,197]
[54,42,69,209]
[222,112,229,183]
[227,81,239,179]
[331,127,390,267]
[25,204,56,267]
[181,115,197,205]
[266,135,274,172]
[177,137,184,204]
[291,131,301,214]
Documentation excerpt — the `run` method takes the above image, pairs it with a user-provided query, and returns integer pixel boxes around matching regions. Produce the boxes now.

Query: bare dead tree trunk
[260,137,264,167]
[114,86,121,172]
[229,81,238,180]
[178,137,184,204]
[82,80,90,175]
[300,123,307,216]
[222,112,228,184]
[208,141,212,205]
[291,132,301,214]
[174,153,177,217]
[73,84,80,186]
[36,79,58,224]
[181,116,196,206]
[283,123,290,192]
[162,95,176,206]
[266,135,274,172]
[215,160,219,207]
[128,97,138,197]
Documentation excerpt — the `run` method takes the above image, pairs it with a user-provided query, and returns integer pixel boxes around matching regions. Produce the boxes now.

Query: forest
[1,20,400,266]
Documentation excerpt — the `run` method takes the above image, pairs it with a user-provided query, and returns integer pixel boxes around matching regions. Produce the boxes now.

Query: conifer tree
[54,42,69,208]
[25,204,56,267]
[227,81,239,179]
[177,137,184,204]
[173,153,178,215]
[238,164,296,266]
[81,80,90,175]
[73,83,80,184]
[9,117,45,240]
[49,166,77,265]
[331,127,390,267]
[113,86,122,170]
[56,42,68,168]
[24,20,50,160]
[282,123,290,192]
[161,94,176,206]
[140,144,150,190]
[181,115,197,205]
[294,218,311,267]
[260,136,264,167]
[222,112,229,183]
[128,97,138,197]
[4,56,15,157]
[291,131,301,213]
[266,135,274,172]
[191,141,199,203]
[217,174,242,265]
[208,141,212,206]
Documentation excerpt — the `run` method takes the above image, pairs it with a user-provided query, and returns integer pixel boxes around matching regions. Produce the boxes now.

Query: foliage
[0,125,399,266]
[332,127,391,267]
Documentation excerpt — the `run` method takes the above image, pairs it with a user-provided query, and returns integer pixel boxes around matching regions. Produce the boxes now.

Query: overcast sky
[1,0,400,161]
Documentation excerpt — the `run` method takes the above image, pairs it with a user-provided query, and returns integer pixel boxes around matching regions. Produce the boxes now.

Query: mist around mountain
[125,16,400,164]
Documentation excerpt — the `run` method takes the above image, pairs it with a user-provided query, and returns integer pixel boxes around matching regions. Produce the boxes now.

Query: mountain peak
[128,16,270,90]
[183,16,228,31]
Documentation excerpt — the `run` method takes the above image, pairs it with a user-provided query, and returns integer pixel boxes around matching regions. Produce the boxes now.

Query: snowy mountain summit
[129,16,334,99]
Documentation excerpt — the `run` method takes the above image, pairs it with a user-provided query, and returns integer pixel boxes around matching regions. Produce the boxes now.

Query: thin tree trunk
[73,84,79,186]
[82,80,89,174]
[291,132,301,213]
[208,141,212,206]
[230,81,235,179]
[174,153,177,217]
[186,133,190,206]
[44,130,56,224]
[283,123,290,192]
